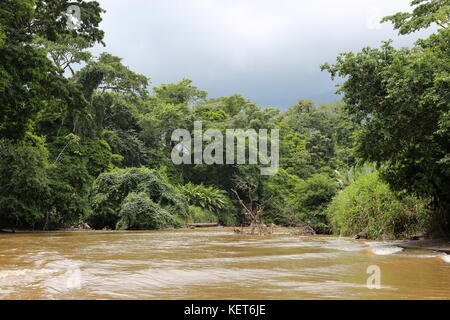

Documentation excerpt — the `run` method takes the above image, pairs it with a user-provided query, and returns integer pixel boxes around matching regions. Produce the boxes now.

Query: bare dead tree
[231,189,270,236]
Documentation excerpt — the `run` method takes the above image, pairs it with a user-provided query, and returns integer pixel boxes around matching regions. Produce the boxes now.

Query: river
[0,228,449,299]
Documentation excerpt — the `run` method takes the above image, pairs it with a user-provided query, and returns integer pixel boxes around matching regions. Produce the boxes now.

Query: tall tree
[0,0,104,140]
[322,0,450,234]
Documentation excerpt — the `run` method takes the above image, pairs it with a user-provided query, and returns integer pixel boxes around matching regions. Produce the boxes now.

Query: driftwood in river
[187,223,219,228]
[0,229,15,233]
[231,189,272,236]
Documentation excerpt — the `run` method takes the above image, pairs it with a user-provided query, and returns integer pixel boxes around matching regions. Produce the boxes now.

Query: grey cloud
[92,0,433,109]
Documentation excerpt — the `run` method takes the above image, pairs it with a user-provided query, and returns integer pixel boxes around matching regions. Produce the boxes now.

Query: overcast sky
[93,0,432,109]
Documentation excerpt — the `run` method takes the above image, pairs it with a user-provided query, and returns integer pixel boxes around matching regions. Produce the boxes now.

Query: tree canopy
[322,0,450,233]
[0,0,447,238]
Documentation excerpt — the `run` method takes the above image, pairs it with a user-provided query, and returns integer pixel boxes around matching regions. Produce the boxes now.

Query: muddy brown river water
[0,228,449,299]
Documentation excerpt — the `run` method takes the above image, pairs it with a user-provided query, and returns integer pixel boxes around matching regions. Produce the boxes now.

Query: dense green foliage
[0,0,104,139]
[260,170,338,231]
[117,192,180,230]
[186,206,218,224]
[322,0,450,235]
[329,171,431,240]
[88,168,187,229]
[0,0,448,238]
[0,135,50,229]
[180,183,228,213]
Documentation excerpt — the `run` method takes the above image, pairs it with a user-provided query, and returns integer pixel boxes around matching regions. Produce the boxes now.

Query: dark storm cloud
[93,0,432,109]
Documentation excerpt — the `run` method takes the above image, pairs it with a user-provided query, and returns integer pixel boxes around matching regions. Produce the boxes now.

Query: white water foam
[325,239,367,252]
[441,255,450,263]
[0,268,57,279]
[369,246,403,255]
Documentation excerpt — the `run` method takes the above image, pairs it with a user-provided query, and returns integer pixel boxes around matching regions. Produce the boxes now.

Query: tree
[322,0,450,233]
[381,0,449,34]
[117,192,179,230]
[153,78,207,105]
[277,100,353,178]
[0,135,50,229]
[87,167,188,229]
[261,169,304,225]
[0,0,104,140]
[292,173,339,233]
[76,53,149,99]
[34,34,93,76]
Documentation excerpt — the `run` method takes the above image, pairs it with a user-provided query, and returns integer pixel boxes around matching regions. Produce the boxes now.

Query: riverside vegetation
[0,0,449,240]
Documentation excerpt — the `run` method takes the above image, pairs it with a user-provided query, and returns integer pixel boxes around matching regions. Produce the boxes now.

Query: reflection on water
[0,229,449,300]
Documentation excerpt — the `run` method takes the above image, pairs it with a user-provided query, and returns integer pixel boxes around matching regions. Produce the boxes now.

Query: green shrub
[217,210,237,226]
[186,205,217,224]
[180,182,238,226]
[294,173,339,232]
[179,183,228,212]
[116,193,179,230]
[180,183,238,226]
[328,171,431,239]
[87,167,188,229]
[335,164,376,187]
[261,170,338,231]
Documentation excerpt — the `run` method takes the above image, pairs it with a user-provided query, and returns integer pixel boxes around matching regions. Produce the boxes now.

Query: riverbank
[396,239,450,254]
[0,225,296,234]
